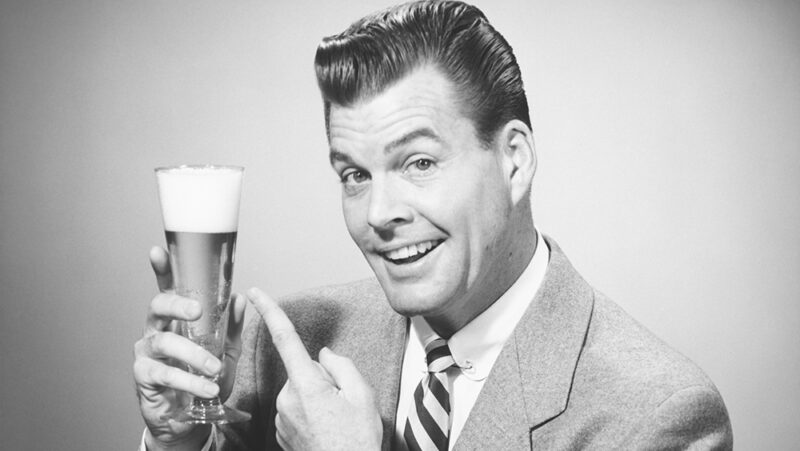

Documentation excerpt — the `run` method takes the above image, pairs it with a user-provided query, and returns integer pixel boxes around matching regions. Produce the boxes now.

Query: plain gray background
[1,0,798,449]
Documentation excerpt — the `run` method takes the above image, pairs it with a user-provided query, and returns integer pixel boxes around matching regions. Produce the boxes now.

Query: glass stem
[193,397,222,410]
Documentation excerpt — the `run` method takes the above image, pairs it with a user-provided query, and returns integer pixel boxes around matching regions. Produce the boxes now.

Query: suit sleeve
[215,317,271,450]
[622,384,733,450]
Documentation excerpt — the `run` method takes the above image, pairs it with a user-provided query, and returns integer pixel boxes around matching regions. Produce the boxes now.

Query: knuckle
[147,293,175,323]
[149,333,165,354]
[193,375,216,396]
[192,345,212,369]
[148,294,160,311]
[154,364,175,386]
[132,358,149,381]
[166,294,183,313]
[270,327,296,347]
[190,341,205,358]
[275,384,290,411]
[147,363,164,384]
[189,375,205,393]
[275,430,284,448]
[149,293,169,312]
[274,413,286,438]
[149,332,174,356]
[133,338,146,357]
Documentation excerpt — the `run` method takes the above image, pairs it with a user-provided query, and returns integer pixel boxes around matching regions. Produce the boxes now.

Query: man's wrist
[144,425,213,451]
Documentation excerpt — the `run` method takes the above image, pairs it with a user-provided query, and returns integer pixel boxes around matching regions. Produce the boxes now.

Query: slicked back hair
[315,0,531,147]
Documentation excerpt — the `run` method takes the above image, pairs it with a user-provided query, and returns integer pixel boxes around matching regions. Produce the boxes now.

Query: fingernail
[205,357,221,374]
[203,382,219,397]
[184,301,201,317]
[246,288,259,300]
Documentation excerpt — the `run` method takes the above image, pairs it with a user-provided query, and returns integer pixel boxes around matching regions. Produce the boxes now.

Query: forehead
[328,67,469,148]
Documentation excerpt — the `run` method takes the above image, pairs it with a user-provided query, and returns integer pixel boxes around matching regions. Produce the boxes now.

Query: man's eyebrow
[385,128,442,154]
[329,149,354,166]
[328,128,442,165]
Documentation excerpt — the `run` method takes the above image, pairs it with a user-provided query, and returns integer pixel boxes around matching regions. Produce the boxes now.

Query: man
[134,1,733,449]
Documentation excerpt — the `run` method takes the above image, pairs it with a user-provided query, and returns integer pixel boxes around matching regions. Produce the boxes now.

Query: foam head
[156,165,243,233]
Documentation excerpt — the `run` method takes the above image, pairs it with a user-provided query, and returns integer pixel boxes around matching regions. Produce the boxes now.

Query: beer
[166,230,236,359]
[155,165,249,425]
[156,164,242,355]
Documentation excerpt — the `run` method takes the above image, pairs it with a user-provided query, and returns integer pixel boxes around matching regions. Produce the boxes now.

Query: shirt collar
[411,230,550,381]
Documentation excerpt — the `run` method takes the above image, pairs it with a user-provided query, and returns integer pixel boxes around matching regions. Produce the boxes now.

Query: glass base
[169,397,251,424]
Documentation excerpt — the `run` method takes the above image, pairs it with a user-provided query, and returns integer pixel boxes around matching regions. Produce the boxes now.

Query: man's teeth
[385,241,436,261]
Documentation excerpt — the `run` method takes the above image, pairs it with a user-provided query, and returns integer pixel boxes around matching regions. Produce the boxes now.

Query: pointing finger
[246,287,316,382]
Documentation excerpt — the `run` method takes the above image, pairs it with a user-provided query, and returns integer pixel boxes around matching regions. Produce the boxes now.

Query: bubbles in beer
[167,230,237,346]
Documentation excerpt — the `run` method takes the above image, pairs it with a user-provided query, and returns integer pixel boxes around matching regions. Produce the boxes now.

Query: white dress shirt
[393,231,550,450]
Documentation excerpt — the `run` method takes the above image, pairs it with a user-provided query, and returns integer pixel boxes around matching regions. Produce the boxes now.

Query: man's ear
[498,119,537,205]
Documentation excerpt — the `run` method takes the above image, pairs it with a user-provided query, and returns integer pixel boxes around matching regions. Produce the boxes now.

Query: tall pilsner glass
[155,165,250,424]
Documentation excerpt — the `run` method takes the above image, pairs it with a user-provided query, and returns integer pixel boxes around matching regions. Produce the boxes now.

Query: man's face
[328,67,516,323]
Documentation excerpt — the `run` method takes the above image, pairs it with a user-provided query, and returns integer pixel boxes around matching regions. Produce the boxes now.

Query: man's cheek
[342,207,364,239]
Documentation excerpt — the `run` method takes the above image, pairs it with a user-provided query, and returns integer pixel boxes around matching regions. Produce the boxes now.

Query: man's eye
[342,170,370,185]
[414,159,433,171]
[407,158,436,174]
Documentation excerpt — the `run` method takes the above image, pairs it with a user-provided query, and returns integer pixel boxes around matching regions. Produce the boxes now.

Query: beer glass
[155,165,250,424]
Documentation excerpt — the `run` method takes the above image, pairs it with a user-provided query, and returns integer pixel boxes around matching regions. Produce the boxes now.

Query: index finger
[246,287,316,382]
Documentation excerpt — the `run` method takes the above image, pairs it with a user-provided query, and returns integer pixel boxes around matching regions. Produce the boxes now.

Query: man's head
[315,0,530,147]
[316,1,537,337]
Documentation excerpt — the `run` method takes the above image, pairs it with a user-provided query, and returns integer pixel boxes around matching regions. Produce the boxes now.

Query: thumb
[220,293,245,401]
[224,293,246,364]
[149,246,173,293]
[318,347,373,404]
[313,360,336,386]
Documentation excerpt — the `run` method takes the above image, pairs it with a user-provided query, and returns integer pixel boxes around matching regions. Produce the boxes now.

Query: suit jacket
[218,236,733,450]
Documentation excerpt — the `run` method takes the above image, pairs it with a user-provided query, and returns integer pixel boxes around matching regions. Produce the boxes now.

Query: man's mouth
[381,240,443,265]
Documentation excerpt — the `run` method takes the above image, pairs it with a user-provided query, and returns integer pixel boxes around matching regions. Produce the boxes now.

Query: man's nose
[366,176,412,232]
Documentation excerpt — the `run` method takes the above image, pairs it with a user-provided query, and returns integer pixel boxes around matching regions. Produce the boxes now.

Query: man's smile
[380,239,444,264]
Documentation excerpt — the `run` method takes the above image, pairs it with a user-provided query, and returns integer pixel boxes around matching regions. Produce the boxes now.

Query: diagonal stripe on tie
[413,382,448,448]
[426,343,450,361]
[427,374,450,412]
[404,336,456,451]
[405,411,437,451]
[422,376,449,423]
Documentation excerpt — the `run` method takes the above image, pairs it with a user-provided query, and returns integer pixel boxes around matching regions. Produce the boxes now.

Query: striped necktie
[404,337,457,451]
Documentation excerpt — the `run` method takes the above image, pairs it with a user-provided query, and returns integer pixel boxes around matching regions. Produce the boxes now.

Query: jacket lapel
[375,311,408,450]
[453,237,594,449]
[336,284,408,451]
[452,336,532,449]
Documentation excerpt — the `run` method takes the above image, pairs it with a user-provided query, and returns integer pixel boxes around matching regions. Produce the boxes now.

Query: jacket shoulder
[562,291,732,448]
[278,277,386,311]
[583,291,715,392]
[276,277,388,333]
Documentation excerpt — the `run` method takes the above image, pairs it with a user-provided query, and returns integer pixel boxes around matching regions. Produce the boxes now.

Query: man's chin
[370,263,459,316]
[381,288,449,318]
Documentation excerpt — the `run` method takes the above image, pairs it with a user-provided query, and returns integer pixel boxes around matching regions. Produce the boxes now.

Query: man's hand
[247,287,383,451]
[133,246,246,450]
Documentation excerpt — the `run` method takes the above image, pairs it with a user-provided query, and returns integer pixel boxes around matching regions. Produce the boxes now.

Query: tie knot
[425,337,456,373]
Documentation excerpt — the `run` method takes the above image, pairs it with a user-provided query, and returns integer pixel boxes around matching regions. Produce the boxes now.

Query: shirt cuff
[138,426,215,451]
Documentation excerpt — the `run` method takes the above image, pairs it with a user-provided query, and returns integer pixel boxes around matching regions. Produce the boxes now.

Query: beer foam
[156,166,243,233]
